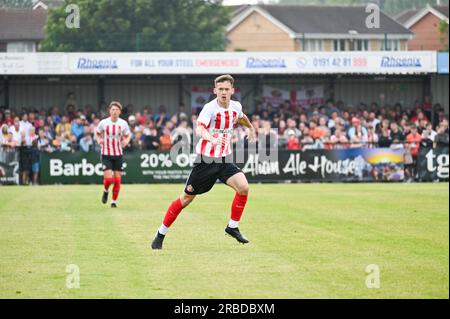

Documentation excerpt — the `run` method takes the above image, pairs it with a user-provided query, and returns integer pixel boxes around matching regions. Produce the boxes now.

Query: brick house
[226,5,413,52]
[395,4,449,51]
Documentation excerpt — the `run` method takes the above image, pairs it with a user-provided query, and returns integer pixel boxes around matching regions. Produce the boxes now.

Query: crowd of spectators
[0,96,449,184]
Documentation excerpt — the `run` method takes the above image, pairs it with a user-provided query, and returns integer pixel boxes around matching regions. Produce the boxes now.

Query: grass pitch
[0,183,448,299]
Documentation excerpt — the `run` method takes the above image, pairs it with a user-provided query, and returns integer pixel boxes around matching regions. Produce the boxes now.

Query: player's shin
[159,198,183,235]
[229,192,248,228]
[112,176,121,201]
[103,177,114,191]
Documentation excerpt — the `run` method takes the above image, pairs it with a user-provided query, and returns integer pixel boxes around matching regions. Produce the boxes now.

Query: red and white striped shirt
[196,98,244,158]
[96,117,130,156]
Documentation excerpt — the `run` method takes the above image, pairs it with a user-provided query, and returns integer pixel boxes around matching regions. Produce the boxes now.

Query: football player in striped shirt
[152,74,256,249]
[95,101,131,208]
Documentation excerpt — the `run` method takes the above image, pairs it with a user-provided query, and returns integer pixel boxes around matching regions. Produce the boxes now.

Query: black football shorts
[184,155,242,195]
[102,155,123,172]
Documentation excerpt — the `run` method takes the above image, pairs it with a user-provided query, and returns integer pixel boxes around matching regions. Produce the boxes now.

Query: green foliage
[438,20,449,51]
[41,0,230,52]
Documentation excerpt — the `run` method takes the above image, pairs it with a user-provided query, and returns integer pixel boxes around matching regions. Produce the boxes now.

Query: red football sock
[103,177,114,191]
[231,193,248,222]
[112,176,121,201]
[163,198,183,228]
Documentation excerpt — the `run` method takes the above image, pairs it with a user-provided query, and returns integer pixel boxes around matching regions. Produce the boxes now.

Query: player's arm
[121,123,132,148]
[195,124,224,147]
[95,130,103,145]
[95,121,104,145]
[121,133,131,148]
[195,104,226,147]
[237,113,256,142]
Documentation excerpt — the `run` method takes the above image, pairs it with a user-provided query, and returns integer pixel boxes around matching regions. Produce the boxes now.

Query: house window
[304,39,323,52]
[333,39,347,51]
[392,40,400,51]
[356,40,369,51]
[348,40,356,51]
[380,39,400,51]
[6,41,35,52]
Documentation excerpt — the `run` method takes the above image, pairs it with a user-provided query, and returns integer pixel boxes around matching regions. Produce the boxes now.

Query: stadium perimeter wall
[1,148,447,186]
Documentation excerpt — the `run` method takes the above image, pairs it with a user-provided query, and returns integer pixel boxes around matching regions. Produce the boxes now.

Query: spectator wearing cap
[286,129,300,150]
[283,118,301,140]
[128,115,137,129]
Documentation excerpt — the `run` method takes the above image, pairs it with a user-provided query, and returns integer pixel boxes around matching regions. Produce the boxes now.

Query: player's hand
[246,127,257,143]
[210,136,228,147]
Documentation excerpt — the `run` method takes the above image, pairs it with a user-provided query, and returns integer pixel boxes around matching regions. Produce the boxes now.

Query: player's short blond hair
[214,74,234,87]
[109,101,123,111]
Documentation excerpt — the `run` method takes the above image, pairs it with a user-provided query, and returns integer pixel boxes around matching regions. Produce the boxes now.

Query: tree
[0,0,33,8]
[439,20,449,51]
[40,0,230,52]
